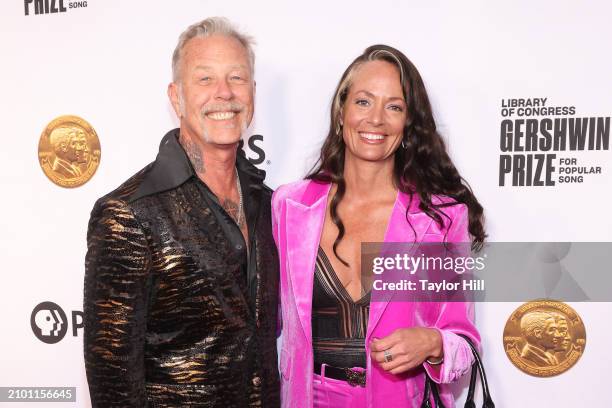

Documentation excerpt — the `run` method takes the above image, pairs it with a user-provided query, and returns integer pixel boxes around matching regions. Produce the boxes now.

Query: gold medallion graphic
[503,300,586,377]
[38,115,101,188]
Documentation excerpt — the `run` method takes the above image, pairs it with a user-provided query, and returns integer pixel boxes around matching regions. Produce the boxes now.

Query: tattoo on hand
[180,135,205,173]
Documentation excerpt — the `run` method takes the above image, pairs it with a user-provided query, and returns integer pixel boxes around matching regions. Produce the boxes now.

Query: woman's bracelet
[425,355,444,365]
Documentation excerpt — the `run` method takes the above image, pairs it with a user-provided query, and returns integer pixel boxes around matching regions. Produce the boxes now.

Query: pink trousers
[313,365,367,408]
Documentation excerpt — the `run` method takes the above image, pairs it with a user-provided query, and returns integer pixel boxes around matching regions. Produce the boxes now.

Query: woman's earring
[401,139,408,149]
[336,121,343,136]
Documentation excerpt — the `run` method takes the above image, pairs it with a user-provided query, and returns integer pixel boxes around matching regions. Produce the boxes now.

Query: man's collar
[129,129,266,203]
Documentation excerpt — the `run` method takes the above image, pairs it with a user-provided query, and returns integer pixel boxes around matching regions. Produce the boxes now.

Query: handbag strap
[457,334,495,408]
[421,375,446,408]
[463,360,478,408]
[421,334,495,408]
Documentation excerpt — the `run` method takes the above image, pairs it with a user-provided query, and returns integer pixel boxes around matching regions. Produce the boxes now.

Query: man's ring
[383,349,393,363]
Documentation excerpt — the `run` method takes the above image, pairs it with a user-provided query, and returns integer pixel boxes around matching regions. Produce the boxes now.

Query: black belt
[314,364,366,387]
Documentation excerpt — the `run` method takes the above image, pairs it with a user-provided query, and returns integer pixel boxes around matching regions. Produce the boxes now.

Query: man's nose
[214,78,234,100]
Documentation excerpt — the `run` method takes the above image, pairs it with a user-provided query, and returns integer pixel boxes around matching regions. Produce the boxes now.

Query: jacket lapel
[285,182,331,343]
[366,191,434,341]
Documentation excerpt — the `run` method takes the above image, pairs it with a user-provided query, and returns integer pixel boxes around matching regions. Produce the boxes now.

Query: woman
[272,44,485,408]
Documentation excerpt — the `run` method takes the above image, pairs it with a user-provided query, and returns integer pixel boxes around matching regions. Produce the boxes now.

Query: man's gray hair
[171,17,255,83]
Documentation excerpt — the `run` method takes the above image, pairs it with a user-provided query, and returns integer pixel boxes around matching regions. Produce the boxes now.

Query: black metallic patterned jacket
[83,129,280,407]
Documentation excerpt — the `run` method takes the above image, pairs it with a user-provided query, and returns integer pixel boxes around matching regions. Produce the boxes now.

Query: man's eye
[200,77,211,82]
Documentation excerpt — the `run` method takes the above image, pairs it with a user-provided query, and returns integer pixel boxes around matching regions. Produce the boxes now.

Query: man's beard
[177,89,249,143]
[200,119,248,144]
[199,102,248,143]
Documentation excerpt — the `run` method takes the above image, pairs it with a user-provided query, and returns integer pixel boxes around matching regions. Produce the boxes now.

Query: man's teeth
[360,133,385,140]
[207,111,237,120]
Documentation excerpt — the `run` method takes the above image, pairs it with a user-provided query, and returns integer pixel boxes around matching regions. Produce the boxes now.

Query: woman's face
[341,60,407,164]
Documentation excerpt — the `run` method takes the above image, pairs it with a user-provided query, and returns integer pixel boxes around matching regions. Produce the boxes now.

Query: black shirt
[312,246,371,369]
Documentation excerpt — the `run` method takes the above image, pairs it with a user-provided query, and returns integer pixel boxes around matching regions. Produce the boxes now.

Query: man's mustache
[201,103,245,115]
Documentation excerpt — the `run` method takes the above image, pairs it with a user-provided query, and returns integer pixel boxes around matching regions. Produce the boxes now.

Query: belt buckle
[344,368,366,387]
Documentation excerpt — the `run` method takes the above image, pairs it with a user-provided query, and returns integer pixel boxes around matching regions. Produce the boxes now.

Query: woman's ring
[383,349,393,363]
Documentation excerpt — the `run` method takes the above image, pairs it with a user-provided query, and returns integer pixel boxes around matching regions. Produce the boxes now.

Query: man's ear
[253,80,256,112]
[168,82,181,117]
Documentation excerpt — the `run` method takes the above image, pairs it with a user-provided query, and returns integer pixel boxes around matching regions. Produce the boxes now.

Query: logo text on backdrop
[24,0,88,15]
[498,97,610,186]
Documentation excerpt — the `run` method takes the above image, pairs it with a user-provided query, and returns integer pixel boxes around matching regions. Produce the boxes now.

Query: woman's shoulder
[430,194,456,205]
[406,192,465,210]
[429,194,463,206]
[273,179,309,202]
[430,194,468,218]
[272,179,328,204]
[425,194,469,240]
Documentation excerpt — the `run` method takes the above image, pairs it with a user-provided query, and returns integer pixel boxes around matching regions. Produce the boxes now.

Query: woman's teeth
[360,132,385,140]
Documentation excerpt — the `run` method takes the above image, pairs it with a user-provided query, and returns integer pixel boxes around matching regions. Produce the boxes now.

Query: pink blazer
[272,179,480,408]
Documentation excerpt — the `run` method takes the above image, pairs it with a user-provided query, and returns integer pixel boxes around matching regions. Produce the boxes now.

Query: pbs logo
[31,301,83,344]
[30,301,68,344]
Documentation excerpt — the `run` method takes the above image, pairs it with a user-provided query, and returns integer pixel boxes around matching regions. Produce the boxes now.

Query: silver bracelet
[426,355,444,365]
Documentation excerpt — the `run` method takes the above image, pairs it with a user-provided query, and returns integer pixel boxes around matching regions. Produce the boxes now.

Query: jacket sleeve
[83,197,151,407]
[423,203,480,384]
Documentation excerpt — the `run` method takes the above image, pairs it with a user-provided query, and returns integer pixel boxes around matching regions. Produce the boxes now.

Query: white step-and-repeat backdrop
[1,0,611,406]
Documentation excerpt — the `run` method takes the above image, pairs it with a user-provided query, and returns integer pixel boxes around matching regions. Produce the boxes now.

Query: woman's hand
[370,328,443,374]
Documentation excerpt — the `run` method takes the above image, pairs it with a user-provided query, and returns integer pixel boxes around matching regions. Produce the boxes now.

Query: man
[551,313,573,358]
[519,311,564,367]
[50,127,89,178]
[84,17,279,407]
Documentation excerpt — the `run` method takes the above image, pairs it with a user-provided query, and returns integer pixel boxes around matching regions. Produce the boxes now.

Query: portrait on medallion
[520,310,570,367]
[49,126,89,179]
[503,300,586,378]
[552,313,573,358]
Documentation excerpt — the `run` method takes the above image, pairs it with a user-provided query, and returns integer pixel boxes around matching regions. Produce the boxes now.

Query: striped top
[312,246,371,369]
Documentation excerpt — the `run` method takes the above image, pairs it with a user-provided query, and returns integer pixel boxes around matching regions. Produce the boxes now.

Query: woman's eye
[389,105,404,112]
[356,99,370,106]
[200,77,211,82]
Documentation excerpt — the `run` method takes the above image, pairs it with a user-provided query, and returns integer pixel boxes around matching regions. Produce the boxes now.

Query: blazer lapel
[285,182,331,343]
[366,191,435,341]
